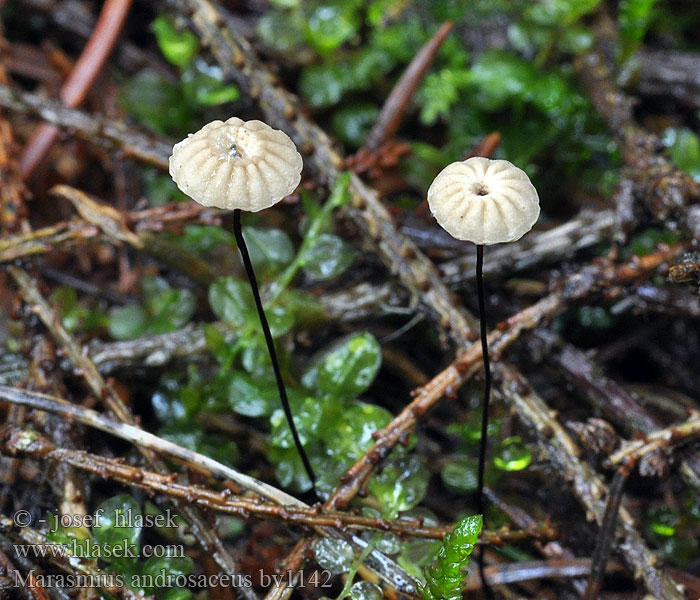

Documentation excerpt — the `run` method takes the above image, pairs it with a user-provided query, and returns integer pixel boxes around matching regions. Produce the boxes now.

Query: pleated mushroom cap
[169,117,303,212]
[427,157,540,245]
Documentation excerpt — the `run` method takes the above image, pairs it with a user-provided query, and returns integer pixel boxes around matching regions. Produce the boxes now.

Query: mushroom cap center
[473,183,489,196]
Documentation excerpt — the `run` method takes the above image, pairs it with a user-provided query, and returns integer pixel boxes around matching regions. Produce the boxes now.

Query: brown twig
[0,425,549,544]
[583,462,634,600]
[573,16,700,240]
[19,0,133,178]
[363,21,453,152]
[531,330,700,488]
[606,412,700,468]
[0,84,171,170]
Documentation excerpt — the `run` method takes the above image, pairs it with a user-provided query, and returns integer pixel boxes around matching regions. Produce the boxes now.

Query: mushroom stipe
[428,156,540,599]
[169,118,315,495]
[232,209,316,490]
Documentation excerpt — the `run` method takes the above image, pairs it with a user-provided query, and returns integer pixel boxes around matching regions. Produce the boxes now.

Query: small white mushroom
[427,156,540,245]
[169,117,303,213]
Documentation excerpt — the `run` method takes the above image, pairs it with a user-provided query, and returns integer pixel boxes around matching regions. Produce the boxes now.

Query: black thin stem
[232,209,317,491]
[476,244,494,599]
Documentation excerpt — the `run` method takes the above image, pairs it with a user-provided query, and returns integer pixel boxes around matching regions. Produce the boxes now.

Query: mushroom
[170,117,316,490]
[169,117,303,212]
[427,156,540,590]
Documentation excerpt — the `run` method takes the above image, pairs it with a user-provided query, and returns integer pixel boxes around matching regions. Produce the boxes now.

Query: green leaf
[269,445,315,492]
[243,227,295,271]
[151,16,199,67]
[418,514,483,600]
[108,305,147,340]
[120,69,195,136]
[328,400,393,459]
[619,0,660,59]
[418,67,471,125]
[299,64,348,108]
[494,437,532,472]
[228,371,277,417]
[209,277,257,329]
[281,289,327,328]
[142,555,194,597]
[270,396,325,447]
[469,50,535,111]
[314,537,355,574]
[257,11,306,53]
[441,456,479,493]
[665,127,700,181]
[148,289,197,335]
[181,62,240,107]
[304,332,382,399]
[303,2,361,54]
[349,581,383,600]
[368,456,429,518]
[161,427,239,468]
[93,495,142,561]
[331,104,380,148]
[525,0,602,27]
[302,233,357,280]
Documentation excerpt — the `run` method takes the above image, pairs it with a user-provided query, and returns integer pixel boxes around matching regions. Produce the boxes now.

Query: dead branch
[606,412,700,467]
[440,209,615,286]
[19,0,133,178]
[0,84,171,169]
[574,19,700,240]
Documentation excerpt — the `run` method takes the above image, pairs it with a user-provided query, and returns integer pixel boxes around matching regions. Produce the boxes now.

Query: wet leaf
[304,332,382,399]
[303,2,361,54]
[151,16,199,67]
[441,456,479,493]
[369,455,429,517]
[494,436,532,471]
[314,537,354,574]
[243,227,295,272]
[303,233,357,280]
[349,581,383,600]
[93,495,142,560]
[332,104,380,147]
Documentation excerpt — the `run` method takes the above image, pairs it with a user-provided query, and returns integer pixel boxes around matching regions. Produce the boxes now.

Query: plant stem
[476,243,494,599]
[232,209,317,492]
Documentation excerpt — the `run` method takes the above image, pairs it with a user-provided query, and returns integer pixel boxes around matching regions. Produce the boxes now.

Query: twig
[464,557,625,592]
[0,385,301,506]
[0,386,423,596]
[606,412,700,467]
[0,283,404,382]
[1,425,547,544]
[0,60,29,234]
[0,84,171,170]
[440,209,615,286]
[363,21,453,152]
[20,0,134,178]
[636,49,700,110]
[532,330,700,489]
[574,16,700,240]
[583,463,633,600]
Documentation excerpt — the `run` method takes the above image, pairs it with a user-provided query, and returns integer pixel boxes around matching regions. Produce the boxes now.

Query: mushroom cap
[169,117,303,212]
[427,157,540,245]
